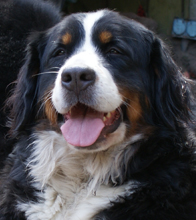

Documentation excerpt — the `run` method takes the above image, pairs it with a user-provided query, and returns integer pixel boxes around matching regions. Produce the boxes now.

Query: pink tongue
[60,106,105,147]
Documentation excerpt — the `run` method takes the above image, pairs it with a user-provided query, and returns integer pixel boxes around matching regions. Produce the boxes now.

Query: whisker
[32,66,60,77]
[32,71,59,77]
[49,67,60,70]
[36,90,53,117]
[120,95,143,117]
[123,100,143,117]
[117,106,124,119]
[120,95,132,108]
[38,90,53,105]
[36,101,46,118]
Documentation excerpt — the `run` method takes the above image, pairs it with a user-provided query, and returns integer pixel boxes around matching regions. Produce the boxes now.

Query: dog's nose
[61,67,96,94]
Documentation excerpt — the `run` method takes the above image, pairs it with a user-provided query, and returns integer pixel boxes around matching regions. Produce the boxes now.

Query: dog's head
[8,10,190,151]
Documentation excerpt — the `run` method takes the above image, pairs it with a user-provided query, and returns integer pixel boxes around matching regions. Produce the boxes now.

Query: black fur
[0,0,61,168]
[0,136,40,220]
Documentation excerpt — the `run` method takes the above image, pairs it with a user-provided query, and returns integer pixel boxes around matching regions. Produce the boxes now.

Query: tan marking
[120,88,155,138]
[99,31,112,44]
[62,33,72,45]
[44,93,58,125]
[120,90,143,134]
[126,93,142,130]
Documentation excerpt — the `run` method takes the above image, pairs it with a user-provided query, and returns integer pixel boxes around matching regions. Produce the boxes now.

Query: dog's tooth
[106,112,111,118]
[103,116,106,122]
[67,109,72,116]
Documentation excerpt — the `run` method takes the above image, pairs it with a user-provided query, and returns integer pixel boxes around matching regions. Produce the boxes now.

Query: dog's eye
[53,49,66,57]
[107,48,120,55]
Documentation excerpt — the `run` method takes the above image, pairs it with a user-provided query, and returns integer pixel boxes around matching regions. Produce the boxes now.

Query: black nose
[61,67,96,95]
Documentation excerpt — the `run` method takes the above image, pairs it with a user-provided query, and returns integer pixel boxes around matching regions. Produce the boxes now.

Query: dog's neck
[28,130,142,197]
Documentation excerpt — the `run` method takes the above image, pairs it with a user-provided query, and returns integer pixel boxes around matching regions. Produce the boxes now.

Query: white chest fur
[17,131,140,220]
[18,183,133,220]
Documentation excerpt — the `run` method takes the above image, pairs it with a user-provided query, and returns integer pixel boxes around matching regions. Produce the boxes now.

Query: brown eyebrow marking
[99,31,112,43]
[62,32,72,45]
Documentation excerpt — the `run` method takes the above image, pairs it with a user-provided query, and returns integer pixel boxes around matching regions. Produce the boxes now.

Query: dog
[1,2,196,220]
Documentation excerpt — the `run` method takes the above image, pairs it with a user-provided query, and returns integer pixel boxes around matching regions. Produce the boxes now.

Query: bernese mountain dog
[1,2,196,220]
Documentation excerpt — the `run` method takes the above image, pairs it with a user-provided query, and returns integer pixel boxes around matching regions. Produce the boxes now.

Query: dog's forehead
[53,10,130,43]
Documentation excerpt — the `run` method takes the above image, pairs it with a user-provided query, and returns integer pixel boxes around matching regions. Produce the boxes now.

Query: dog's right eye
[53,49,66,57]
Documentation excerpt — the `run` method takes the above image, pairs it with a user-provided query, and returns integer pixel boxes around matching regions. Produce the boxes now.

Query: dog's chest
[17,131,134,219]
[19,180,128,220]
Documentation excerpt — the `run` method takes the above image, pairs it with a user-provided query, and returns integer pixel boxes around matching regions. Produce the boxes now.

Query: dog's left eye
[107,48,121,55]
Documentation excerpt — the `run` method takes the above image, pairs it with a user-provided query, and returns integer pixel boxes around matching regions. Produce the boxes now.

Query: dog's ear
[148,37,190,129]
[8,33,46,136]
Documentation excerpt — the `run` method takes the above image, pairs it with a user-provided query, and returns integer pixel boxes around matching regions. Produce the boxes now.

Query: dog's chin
[58,103,127,152]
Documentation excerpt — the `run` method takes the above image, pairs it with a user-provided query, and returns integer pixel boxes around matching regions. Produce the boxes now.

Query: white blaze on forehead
[82,10,104,47]
[63,10,104,68]
[63,10,105,68]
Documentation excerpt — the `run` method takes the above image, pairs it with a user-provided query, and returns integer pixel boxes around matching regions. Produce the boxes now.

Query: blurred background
[48,0,196,79]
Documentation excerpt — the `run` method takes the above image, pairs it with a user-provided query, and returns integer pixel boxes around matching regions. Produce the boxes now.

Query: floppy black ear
[148,37,190,129]
[8,33,45,136]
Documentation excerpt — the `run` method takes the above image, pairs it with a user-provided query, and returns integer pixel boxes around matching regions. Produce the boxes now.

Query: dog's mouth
[60,103,122,147]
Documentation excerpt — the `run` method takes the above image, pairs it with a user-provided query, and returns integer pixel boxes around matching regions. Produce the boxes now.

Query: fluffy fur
[0,0,61,168]
[1,3,196,220]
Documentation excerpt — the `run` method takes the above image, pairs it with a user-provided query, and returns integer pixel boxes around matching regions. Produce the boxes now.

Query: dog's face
[9,10,188,152]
